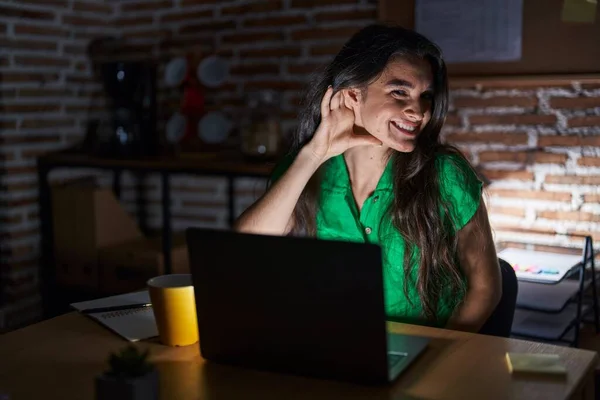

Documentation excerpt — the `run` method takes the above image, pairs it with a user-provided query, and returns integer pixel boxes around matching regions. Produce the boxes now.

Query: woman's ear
[343,88,364,127]
[343,88,361,110]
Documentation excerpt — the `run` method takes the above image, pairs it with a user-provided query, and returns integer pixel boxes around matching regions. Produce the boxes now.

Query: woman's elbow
[486,274,503,315]
[492,284,503,312]
[493,264,504,308]
[232,216,251,233]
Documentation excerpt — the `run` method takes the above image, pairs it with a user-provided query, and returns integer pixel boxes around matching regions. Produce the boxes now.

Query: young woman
[234,24,501,333]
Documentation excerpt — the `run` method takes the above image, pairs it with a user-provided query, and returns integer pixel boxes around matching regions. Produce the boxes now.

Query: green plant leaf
[104,345,155,379]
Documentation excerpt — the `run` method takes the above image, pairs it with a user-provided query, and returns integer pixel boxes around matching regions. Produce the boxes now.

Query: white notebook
[71,291,158,342]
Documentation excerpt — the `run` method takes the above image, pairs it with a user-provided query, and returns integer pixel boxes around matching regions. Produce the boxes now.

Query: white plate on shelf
[197,55,229,88]
[165,112,187,144]
[164,57,187,87]
[198,111,232,144]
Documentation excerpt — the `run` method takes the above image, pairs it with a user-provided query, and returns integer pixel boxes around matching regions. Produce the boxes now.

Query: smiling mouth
[391,120,418,137]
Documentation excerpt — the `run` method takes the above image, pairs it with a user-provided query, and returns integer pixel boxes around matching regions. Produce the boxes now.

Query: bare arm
[445,200,502,333]
[233,87,382,236]
[233,148,322,235]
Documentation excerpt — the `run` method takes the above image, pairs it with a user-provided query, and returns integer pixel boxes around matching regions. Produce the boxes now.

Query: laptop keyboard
[387,352,407,369]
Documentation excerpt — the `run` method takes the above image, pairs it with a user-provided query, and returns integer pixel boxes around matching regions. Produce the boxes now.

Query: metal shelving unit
[508,236,599,347]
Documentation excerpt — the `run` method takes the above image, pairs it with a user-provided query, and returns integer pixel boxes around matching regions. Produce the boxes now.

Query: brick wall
[0,0,117,329]
[114,0,378,232]
[1,0,599,329]
[445,80,600,252]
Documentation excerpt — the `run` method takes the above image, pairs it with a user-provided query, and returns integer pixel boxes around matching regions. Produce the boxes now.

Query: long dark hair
[287,24,474,321]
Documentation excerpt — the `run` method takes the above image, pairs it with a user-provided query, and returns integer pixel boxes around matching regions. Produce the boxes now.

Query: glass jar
[240,90,281,161]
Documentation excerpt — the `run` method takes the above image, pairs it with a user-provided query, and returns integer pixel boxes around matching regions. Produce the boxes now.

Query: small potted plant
[95,345,159,400]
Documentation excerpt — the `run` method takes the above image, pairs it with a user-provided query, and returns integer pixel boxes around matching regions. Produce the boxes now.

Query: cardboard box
[99,234,189,295]
[52,178,143,290]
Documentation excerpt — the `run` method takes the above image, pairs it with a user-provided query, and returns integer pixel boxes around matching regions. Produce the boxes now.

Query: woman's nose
[403,99,425,122]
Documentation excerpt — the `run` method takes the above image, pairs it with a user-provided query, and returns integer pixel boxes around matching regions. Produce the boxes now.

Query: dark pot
[95,369,159,400]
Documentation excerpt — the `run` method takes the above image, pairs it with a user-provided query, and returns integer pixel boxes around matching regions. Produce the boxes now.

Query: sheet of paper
[71,291,158,342]
[415,0,523,63]
[497,248,582,283]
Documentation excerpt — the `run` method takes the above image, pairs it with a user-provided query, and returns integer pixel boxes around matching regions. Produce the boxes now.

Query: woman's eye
[391,90,408,97]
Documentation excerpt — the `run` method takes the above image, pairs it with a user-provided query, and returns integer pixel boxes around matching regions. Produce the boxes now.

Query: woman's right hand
[303,86,382,163]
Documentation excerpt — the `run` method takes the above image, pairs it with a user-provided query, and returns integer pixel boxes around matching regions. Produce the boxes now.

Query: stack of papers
[497,248,581,283]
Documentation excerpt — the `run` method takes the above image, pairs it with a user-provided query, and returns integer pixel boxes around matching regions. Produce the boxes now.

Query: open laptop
[186,228,429,385]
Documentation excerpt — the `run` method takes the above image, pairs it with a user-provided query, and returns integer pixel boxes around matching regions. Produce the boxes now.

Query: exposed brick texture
[1,0,600,330]
[448,77,600,255]
[0,0,118,330]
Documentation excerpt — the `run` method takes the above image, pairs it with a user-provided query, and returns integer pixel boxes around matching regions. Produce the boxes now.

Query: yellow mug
[148,274,199,347]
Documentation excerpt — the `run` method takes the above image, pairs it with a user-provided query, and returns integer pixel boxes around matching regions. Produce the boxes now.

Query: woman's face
[348,57,434,153]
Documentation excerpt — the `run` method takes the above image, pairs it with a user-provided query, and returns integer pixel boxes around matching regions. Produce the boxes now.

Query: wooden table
[0,313,597,400]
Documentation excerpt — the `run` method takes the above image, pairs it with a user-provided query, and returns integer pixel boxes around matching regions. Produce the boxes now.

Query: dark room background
[1,0,599,329]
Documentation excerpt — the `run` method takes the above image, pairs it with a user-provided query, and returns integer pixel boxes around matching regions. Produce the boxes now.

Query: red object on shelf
[179,53,205,142]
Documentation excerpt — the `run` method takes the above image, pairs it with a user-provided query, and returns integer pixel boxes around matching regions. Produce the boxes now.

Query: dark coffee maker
[100,61,158,157]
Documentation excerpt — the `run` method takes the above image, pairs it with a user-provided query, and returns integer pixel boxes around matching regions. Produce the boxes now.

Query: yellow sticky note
[506,353,567,375]
[561,0,597,23]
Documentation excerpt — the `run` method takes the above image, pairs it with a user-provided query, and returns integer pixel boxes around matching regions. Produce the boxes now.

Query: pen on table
[80,303,152,314]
